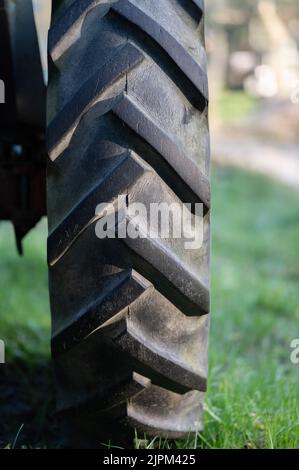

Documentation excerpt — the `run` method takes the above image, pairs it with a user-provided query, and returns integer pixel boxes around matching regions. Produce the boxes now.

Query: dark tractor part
[0,0,46,253]
[47,0,210,447]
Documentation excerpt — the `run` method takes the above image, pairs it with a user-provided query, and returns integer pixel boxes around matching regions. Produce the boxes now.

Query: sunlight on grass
[0,218,50,361]
[191,167,299,449]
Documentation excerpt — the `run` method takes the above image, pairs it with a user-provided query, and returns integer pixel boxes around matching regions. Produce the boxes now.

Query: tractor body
[0,0,46,253]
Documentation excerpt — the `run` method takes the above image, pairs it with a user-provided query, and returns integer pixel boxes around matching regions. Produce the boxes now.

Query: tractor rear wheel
[47,0,210,447]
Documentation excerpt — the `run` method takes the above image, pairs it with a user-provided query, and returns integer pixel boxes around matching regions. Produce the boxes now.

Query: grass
[0,220,50,361]
[0,220,55,448]
[0,166,299,448]
[196,167,299,449]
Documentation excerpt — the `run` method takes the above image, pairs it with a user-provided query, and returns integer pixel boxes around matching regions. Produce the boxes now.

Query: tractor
[0,0,210,447]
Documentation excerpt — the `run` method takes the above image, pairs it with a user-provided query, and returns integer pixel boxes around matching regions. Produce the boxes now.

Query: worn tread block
[47,0,210,443]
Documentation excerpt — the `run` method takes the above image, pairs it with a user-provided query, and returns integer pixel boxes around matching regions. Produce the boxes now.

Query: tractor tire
[47,0,210,448]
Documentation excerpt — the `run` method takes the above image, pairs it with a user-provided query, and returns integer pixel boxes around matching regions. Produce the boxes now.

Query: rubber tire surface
[47,0,210,447]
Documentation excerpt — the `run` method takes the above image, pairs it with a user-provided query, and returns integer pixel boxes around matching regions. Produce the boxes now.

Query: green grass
[1,166,299,448]
[0,219,50,361]
[192,167,299,449]
[0,220,55,448]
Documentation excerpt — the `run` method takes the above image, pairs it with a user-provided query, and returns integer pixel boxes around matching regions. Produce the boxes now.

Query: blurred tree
[206,0,299,96]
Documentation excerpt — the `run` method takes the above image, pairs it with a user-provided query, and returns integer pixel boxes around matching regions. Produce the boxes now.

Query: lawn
[0,166,299,448]
[195,166,299,449]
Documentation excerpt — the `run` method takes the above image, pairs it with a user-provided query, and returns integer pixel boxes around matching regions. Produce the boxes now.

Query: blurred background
[207,0,299,187]
[0,0,298,448]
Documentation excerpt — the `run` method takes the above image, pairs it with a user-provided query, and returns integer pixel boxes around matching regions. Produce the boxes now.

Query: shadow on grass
[0,346,59,448]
